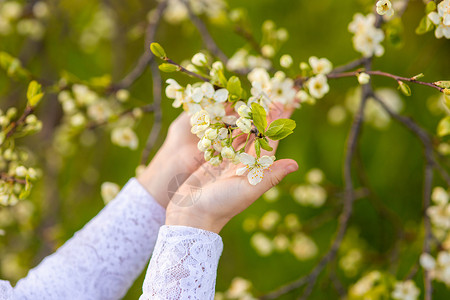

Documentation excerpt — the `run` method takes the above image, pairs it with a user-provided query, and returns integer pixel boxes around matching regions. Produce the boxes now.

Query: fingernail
[287,163,298,173]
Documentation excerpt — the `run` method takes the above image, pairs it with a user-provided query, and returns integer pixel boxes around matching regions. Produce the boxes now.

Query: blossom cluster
[161,0,226,25]
[0,1,48,40]
[162,50,299,185]
[54,84,139,155]
[0,108,41,206]
[292,168,327,207]
[419,186,450,287]
[348,13,385,57]
[427,0,450,39]
[349,271,420,300]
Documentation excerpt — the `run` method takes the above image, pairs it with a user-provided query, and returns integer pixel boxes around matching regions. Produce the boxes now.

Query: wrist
[165,207,226,234]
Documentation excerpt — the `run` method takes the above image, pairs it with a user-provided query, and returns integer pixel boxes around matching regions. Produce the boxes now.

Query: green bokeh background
[1,0,450,299]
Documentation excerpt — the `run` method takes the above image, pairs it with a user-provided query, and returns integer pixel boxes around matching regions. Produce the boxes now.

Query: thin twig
[327,70,444,92]
[0,173,26,185]
[111,1,167,91]
[140,60,163,165]
[0,105,34,147]
[184,1,229,64]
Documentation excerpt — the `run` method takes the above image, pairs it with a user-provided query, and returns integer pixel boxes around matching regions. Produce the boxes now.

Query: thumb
[249,159,298,199]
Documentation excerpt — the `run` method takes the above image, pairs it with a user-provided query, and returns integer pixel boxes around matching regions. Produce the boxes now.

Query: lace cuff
[11,178,165,300]
[140,225,223,300]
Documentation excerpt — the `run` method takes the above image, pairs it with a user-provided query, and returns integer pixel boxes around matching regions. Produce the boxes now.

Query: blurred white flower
[111,127,139,150]
[101,182,120,204]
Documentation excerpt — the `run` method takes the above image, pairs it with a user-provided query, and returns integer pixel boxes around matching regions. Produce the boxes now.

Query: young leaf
[259,138,273,152]
[27,81,43,107]
[416,16,434,35]
[150,43,166,59]
[227,76,242,102]
[158,63,180,73]
[425,1,436,13]
[251,102,267,134]
[255,139,261,158]
[437,116,450,137]
[398,81,411,96]
[434,81,450,89]
[265,119,296,140]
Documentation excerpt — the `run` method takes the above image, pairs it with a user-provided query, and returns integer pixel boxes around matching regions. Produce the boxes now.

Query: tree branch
[140,60,163,165]
[184,1,229,64]
[110,1,167,91]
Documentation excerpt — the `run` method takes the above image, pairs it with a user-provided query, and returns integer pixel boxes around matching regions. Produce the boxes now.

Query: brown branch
[0,105,34,147]
[110,1,167,91]
[423,154,434,300]
[140,60,163,165]
[165,58,213,83]
[330,57,366,74]
[0,173,26,185]
[370,94,450,187]
[184,1,229,64]
[260,58,372,300]
[234,25,262,55]
[327,70,444,92]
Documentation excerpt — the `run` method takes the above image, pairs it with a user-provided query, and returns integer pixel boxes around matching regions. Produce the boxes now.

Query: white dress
[0,178,223,300]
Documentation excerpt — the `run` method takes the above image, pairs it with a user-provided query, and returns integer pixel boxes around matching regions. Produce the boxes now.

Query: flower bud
[15,166,27,177]
[280,54,293,68]
[357,72,370,85]
[209,156,222,166]
[192,53,207,66]
[221,146,235,159]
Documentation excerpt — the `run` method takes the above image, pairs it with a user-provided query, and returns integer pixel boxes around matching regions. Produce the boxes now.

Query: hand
[137,112,204,208]
[165,102,299,233]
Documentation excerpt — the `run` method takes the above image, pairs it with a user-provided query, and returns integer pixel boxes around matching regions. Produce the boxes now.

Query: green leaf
[259,138,273,151]
[412,73,425,80]
[150,43,166,59]
[434,81,450,89]
[425,1,436,13]
[437,116,450,137]
[227,76,242,102]
[398,81,411,96]
[251,102,267,134]
[416,16,434,35]
[265,118,296,140]
[158,63,180,72]
[255,139,261,158]
[27,81,44,107]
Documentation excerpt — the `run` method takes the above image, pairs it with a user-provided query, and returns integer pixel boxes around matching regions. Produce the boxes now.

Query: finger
[241,159,298,204]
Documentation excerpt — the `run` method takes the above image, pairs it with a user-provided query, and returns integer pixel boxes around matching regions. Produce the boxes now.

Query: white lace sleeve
[7,178,165,300]
[140,225,223,300]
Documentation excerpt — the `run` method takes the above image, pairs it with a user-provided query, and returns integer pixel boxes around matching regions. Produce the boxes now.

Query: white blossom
[101,182,120,204]
[191,53,207,66]
[348,13,385,57]
[236,153,274,185]
[376,0,394,18]
[391,280,420,300]
[308,56,332,75]
[307,74,330,99]
[428,0,450,39]
[111,127,139,150]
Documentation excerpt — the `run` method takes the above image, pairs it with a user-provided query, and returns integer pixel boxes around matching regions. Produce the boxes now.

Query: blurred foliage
[0,0,450,299]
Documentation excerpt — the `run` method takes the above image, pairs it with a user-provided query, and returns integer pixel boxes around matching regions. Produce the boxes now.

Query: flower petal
[236,167,247,176]
[248,167,264,185]
[258,156,274,169]
[214,89,229,102]
[239,153,256,166]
